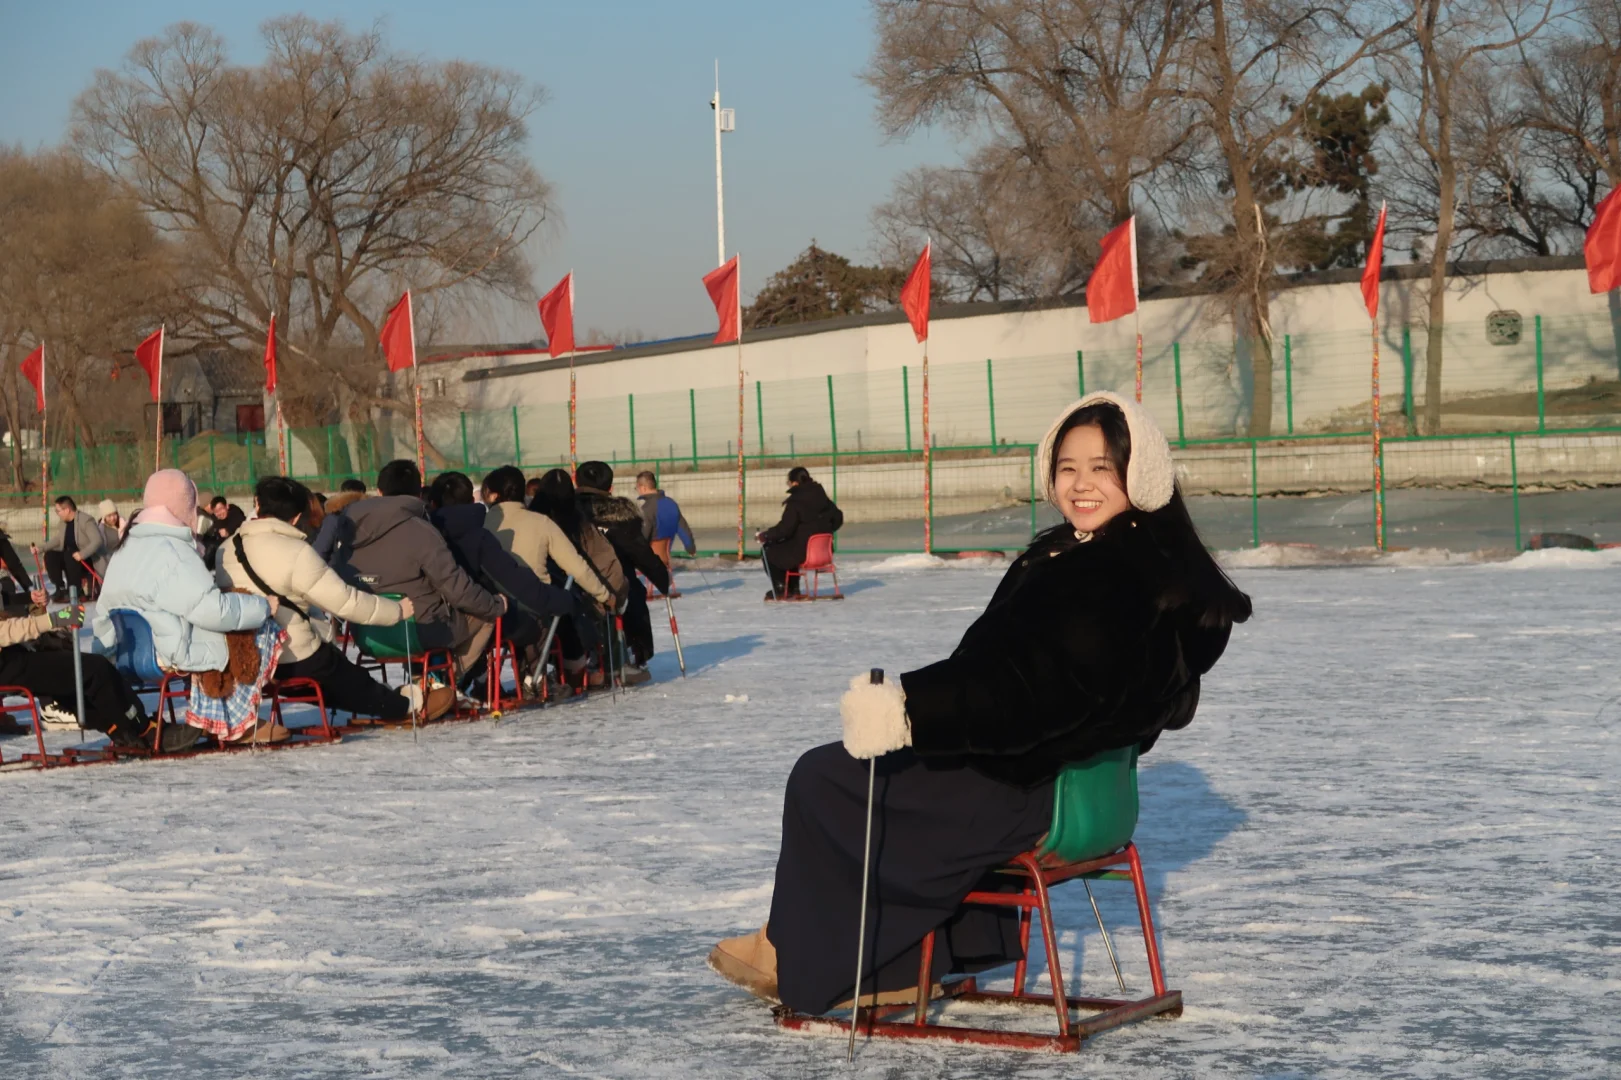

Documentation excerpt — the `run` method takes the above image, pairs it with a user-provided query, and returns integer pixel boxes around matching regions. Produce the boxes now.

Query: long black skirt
[766,742,1055,1015]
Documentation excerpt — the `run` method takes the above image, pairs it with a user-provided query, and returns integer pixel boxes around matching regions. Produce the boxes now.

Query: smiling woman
[709,391,1253,1017]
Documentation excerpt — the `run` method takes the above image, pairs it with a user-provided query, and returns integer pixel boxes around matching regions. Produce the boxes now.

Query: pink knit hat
[141,469,198,530]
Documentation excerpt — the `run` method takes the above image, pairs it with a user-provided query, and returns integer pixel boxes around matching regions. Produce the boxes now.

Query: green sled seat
[776,744,1183,1053]
[347,594,460,713]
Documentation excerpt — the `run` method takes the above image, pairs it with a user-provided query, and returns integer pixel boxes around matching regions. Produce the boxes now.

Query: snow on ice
[1,555,1617,1077]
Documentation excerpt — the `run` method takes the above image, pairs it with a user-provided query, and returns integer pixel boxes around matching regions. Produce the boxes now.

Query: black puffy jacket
[900,511,1248,788]
[760,480,843,569]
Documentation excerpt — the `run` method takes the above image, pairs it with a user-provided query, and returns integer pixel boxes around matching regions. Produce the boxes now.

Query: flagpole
[406,293,425,478]
[1131,216,1143,403]
[38,344,47,545]
[271,315,288,475]
[922,335,932,555]
[1371,316,1385,551]
[154,326,164,472]
[735,254,745,561]
[568,271,577,477]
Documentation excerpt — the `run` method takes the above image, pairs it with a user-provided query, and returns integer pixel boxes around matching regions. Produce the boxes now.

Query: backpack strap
[231,533,310,622]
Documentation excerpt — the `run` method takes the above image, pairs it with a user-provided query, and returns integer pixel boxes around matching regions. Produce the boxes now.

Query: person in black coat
[575,461,670,674]
[757,467,843,599]
[708,391,1252,1015]
[425,472,576,665]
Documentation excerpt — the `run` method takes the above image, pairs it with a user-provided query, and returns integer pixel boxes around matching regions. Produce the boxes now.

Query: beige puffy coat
[214,516,405,663]
[484,502,612,605]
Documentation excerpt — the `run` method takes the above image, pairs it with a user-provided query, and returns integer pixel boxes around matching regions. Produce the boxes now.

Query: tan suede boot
[706,925,779,1003]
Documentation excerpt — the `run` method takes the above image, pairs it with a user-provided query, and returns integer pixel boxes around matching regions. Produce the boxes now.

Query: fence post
[1076,349,1086,397]
[1534,314,1545,433]
[827,374,838,506]
[1249,439,1260,549]
[511,405,522,466]
[284,426,293,478]
[326,426,337,485]
[1402,327,1415,434]
[75,436,87,489]
[628,394,637,463]
[1283,334,1294,435]
[985,358,998,448]
[460,412,470,469]
[755,380,765,461]
[1509,433,1522,550]
[902,366,912,452]
[1028,444,1037,543]
[1173,342,1186,446]
[688,388,699,468]
[247,431,257,484]
[208,436,218,492]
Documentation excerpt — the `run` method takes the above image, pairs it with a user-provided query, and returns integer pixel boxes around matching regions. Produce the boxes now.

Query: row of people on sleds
[0,457,694,752]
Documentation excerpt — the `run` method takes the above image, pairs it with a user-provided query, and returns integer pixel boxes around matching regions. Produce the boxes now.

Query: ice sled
[774,745,1182,1053]
[769,533,842,602]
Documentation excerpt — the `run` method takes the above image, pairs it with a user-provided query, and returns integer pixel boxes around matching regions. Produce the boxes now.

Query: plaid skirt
[183,620,287,740]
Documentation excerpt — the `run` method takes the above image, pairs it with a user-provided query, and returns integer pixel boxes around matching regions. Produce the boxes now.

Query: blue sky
[0,0,953,341]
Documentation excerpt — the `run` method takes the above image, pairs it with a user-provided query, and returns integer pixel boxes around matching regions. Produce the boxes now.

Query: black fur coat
[899,510,1245,787]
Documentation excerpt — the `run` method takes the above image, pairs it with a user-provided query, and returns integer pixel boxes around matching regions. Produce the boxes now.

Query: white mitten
[840,673,911,760]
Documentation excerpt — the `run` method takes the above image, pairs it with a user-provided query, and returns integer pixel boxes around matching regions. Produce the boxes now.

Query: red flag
[703,256,740,345]
[1087,217,1138,323]
[900,242,931,343]
[538,273,576,358]
[1586,186,1621,293]
[1362,202,1388,319]
[381,291,416,372]
[134,327,164,403]
[263,314,278,394]
[20,344,44,413]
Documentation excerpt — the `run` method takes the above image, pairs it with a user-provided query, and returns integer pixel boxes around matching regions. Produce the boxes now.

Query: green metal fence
[6,313,1619,554]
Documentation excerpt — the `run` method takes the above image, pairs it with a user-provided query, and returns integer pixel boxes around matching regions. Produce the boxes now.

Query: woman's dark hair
[340,478,367,494]
[483,465,526,504]
[1049,403,1131,494]
[256,476,314,523]
[1046,401,1251,627]
[787,466,811,486]
[530,468,585,543]
[428,471,476,509]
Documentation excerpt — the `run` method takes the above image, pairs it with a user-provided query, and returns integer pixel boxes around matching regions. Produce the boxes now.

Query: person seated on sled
[479,465,614,615]
[756,466,842,601]
[0,586,185,749]
[530,469,620,690]
[635,471,695,581]
[218,476,456,725]
[338,459,507,681]
[427,470,580,688]
[575,461,671,681]
[708,393,1252,1013]
[41,496,103,602]
[95,499,124,574]
[90,470,278,746]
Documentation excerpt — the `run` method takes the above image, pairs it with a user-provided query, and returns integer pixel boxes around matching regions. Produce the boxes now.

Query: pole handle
[869,668,883,685]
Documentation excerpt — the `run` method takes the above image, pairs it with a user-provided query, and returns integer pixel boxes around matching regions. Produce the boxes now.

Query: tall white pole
[713,61,726,268]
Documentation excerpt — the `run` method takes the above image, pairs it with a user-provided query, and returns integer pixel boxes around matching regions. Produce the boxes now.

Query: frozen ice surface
[2,559,1618,1078]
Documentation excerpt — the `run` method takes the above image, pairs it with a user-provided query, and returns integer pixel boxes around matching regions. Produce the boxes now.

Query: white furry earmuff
[1035,391,1176,512]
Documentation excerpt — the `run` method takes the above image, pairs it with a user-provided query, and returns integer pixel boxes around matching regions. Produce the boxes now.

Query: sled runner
[774,746,1181,1053]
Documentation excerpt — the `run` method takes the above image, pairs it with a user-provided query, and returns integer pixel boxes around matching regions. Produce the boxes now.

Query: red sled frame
[773,842,1181,1053]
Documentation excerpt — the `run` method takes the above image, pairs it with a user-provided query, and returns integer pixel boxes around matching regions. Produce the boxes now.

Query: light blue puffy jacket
[91,522,271,672]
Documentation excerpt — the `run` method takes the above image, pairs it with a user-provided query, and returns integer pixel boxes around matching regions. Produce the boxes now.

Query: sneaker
[51,589,68,604]
[620,664,652,687]
[226,722,291,745]
[38,702,78,729]
[160,724,205,753]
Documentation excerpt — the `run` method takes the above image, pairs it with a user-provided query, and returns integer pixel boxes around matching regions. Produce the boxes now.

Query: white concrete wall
[428,263,1621,463]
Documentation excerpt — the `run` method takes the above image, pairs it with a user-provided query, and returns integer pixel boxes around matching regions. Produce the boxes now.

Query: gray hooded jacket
[340,495,501,626]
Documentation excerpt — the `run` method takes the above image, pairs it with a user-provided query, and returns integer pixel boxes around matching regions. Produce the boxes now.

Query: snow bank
[1218,543,1507,569]
[860,552,1008,571]
[1495,546,1621,570]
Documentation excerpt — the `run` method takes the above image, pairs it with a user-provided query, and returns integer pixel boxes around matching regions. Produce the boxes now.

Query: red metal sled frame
[774,842,1181,1053]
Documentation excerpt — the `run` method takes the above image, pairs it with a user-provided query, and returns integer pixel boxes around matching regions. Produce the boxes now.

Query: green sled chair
[777,744,1183,1053]
[347,593,459,715]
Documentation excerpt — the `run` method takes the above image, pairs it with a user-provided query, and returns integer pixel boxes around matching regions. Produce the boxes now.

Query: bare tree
[1520,1,1621,193]
[1176,0,1410,436]
[0,148,178,484]
[1394,0,1553,433]
[866,0,1205,296]
[72,17,554,456]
